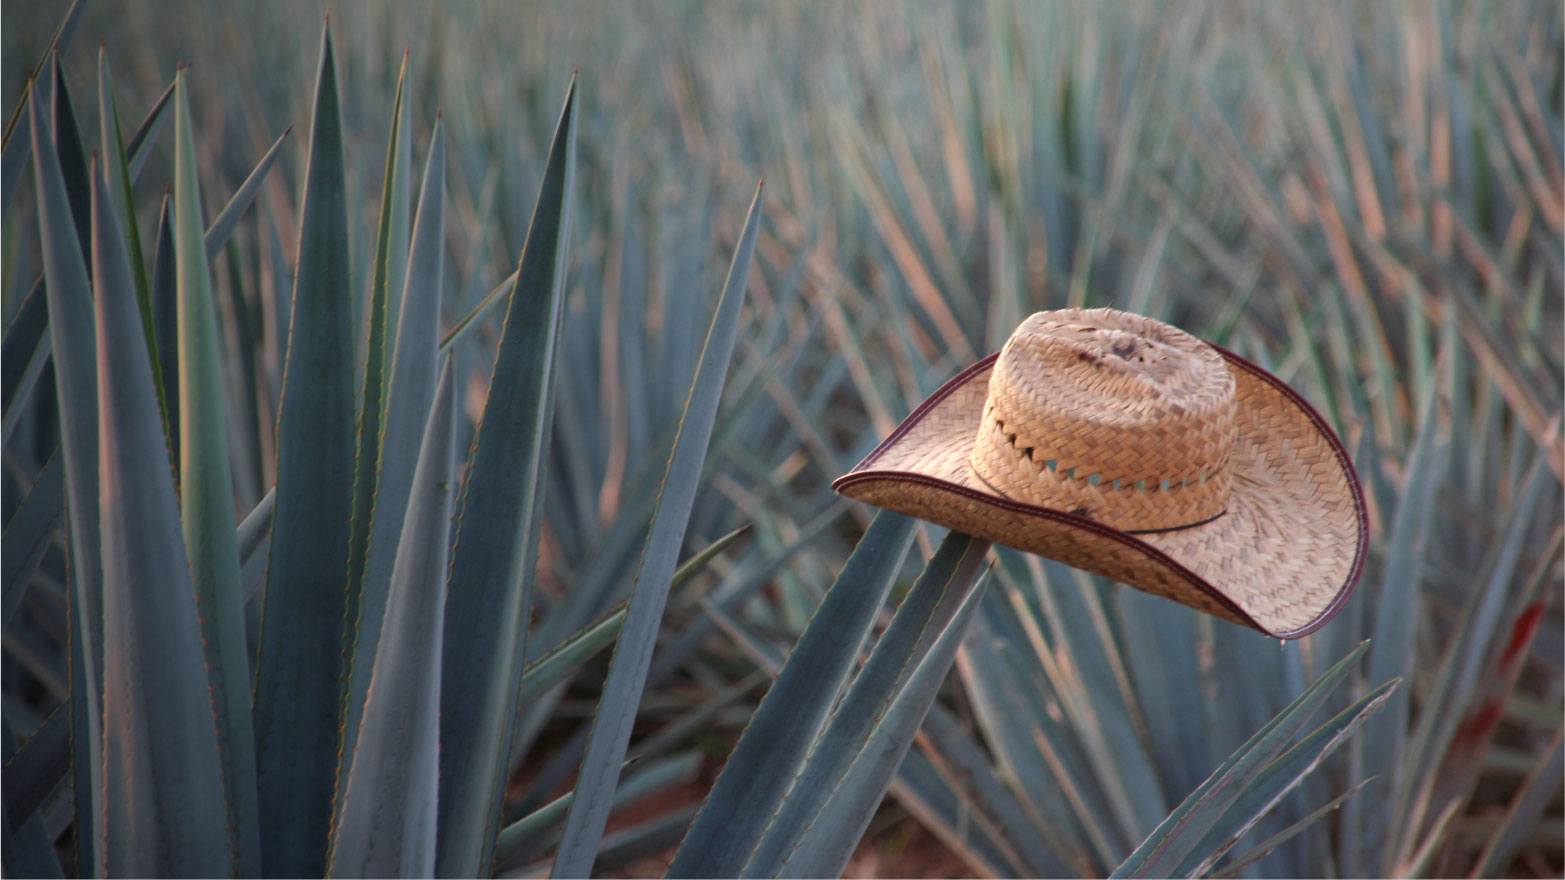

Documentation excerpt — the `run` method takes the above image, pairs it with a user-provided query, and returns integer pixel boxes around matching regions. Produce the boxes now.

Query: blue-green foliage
[3,3,1558,879]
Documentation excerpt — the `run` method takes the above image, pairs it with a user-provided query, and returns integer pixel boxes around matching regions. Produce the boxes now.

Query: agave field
[2,1,1561,878]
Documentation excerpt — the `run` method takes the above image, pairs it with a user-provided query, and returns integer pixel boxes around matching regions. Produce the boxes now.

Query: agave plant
[777,4,1561,876]
[6,2,1560,879]
[2,10,752,876]
[0,9,1002,879]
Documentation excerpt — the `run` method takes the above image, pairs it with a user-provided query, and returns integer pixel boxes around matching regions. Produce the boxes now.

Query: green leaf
[517,604,626,709]
[0,324,50,451]
[97,47,155,387]
[1469,728,1565,878]
[1,90,29,217]
[917,704,1069,876]
[628,670,769,769]
[1117,588,1209,806]
[2,704,68,833]
[0,0,83,212]
[2,0,81,143]
[329,357,457,879]
[553,180,763,879]
[744,531,991,877]
[439,268,515,352]
[672,523,750,590]
[1043,559,1169,843]
[1200,623,1306,870]
[1394,453,1556,858]
[1176,678,1400,877]
[92,154,233,877]
[342,49,409,626]
[1110,641,1371,879]
[436,76,577,879]
[251,25,355,877]
[1211,778,1376,879]
[124,74,176,179]
[145,113,282,470]
[234,488,276,608]
[149,194,179,455]
[509,527,742,728]
[342,114,444,777]
[497,752,699,871]
[2,718,62,879]
[777,562,994,879]
[1355,374,1447,870]
[886,740,1021,877]
[1,450,62,625]
[520,456,664,664]
[65,579,96,876]
[172,68,261,878]
[29,78,103,879]
[2,279,48,418]
[203,125,292,261]
[49,58,92,264]
[959,599,1100,875]
[592,808,701,875]
[666,509,917,878]
[238,488,276,582]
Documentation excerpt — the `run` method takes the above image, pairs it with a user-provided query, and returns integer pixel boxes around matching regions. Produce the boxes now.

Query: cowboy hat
[832,308,1367,638]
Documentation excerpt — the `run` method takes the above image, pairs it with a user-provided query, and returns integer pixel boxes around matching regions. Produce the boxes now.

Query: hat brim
[832,345,1368,638]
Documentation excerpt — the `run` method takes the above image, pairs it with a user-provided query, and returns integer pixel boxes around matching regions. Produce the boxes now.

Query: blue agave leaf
[251,25,357,877]
[437,78,576,878]
[330,358,457,878]
[553,181,763,879]
[92,154,233,877]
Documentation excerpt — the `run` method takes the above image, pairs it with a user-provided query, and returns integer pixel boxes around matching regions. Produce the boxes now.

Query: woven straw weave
[971,311,1238,532]
[835,308,1366,638]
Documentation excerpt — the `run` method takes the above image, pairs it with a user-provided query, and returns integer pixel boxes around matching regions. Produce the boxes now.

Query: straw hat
[833,308,1366,638]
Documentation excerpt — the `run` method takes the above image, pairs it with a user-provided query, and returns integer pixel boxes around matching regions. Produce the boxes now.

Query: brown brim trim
[832,344,1369,640]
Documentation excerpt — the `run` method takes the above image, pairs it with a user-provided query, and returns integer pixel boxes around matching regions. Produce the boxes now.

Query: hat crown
[968,308,1237,531]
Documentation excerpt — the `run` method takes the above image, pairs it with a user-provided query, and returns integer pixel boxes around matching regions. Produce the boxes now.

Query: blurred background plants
[4,1,1561,878]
